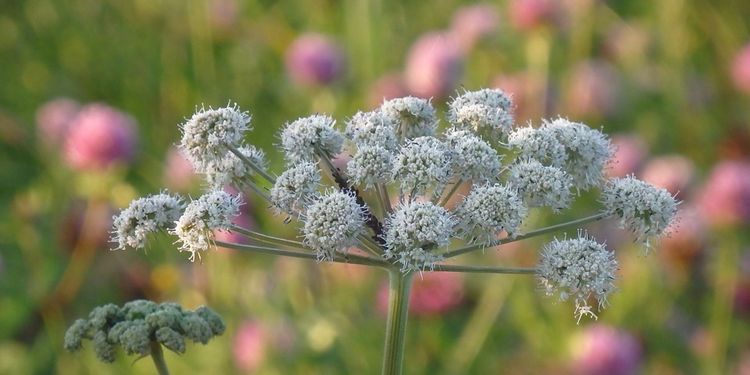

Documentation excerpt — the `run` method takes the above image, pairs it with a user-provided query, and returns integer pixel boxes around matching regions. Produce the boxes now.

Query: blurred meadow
[2,0,750,373]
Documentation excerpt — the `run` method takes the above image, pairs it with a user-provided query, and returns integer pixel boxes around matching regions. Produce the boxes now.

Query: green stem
[230,225,306,248]
[375,183,392,216]
[150,341,169,375]
[381,270,413,375]
[225,144,277,184]
[433,264,537,274]
[442,212,610,259]
[214,240,388,267]
[436,179,463,206]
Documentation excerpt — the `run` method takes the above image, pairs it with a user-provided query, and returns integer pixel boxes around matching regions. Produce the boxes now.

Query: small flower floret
[384,201,453,271]
[302,191,367,260]
[455,183,528,244]
[280,114,343,163]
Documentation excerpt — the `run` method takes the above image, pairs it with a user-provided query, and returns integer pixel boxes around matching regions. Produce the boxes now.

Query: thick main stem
[382,270,413,375]
[150,341,169,375]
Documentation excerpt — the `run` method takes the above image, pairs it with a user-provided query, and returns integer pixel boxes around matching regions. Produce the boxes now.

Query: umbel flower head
[383,201,454,272]
[270,162,321,215]
[172,190,242,261]
[303,190,367,260]
[392,136,453,195]
[379,96,438,140]
[118,88,680,324]
[280,114,344,163]
[537,234,618,321]
[179,104,251,173]
[111,192,184,250]
[508,159,573,211]
[455,183,528,244]
[64,300,225,363]
[601,175,679,248]
[447,88,514,140]
[444,128,502,182]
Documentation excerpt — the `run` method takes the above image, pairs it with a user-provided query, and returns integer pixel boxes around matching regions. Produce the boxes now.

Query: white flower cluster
[508,159,573,212]
[270,162,321,215]
[601,175,678,248]
[447,88,514,140]
[444,128,501,182]
[302,191,367,260]
[280,114,344,163]
[384,201,453,271]
[348,145,393,189]
[172,190,242,261]
[345,110,398,151]
[455,184,528,244]
[547,118,612,190]
[179,104,251,174]
[204,145,266,189]
[392,136,453,194]
[111,192,184,250]
[508,119,612,191]
[380,97,438,140]
[537,235,618,321]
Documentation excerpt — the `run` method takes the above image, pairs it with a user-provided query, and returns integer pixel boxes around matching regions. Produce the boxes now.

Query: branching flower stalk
[108,90,678,374]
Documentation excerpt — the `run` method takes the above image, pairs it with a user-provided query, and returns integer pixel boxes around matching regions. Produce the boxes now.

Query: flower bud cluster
[380,97,438,140]
[444,128,501,182]
[270,162,321,215]
[392,136,453,194]
[64,300,225,363]
[508,159,572,211]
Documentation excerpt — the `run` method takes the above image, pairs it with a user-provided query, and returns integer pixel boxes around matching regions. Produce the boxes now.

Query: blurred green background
[2,0,750,373]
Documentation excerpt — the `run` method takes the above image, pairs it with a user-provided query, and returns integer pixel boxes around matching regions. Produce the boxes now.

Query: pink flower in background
[731,43,750,94]
[697,160,750,226]
[608,134,648,178]
[368,73,408,108]
[450,3,499,51]
[36,98,80,148]
[163,147,198,192]
[564,60,621,119]
[209,0,239,34]
[285,33,346,87]
[658,206,707,268]
[63,103,137,171]
[508,0,557,31]
[493,72,543,122]
[569,324,642,375]
[377,272,464,317]
[640,155,695,198]
[233,321,267,372]
[404,32,464,99]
